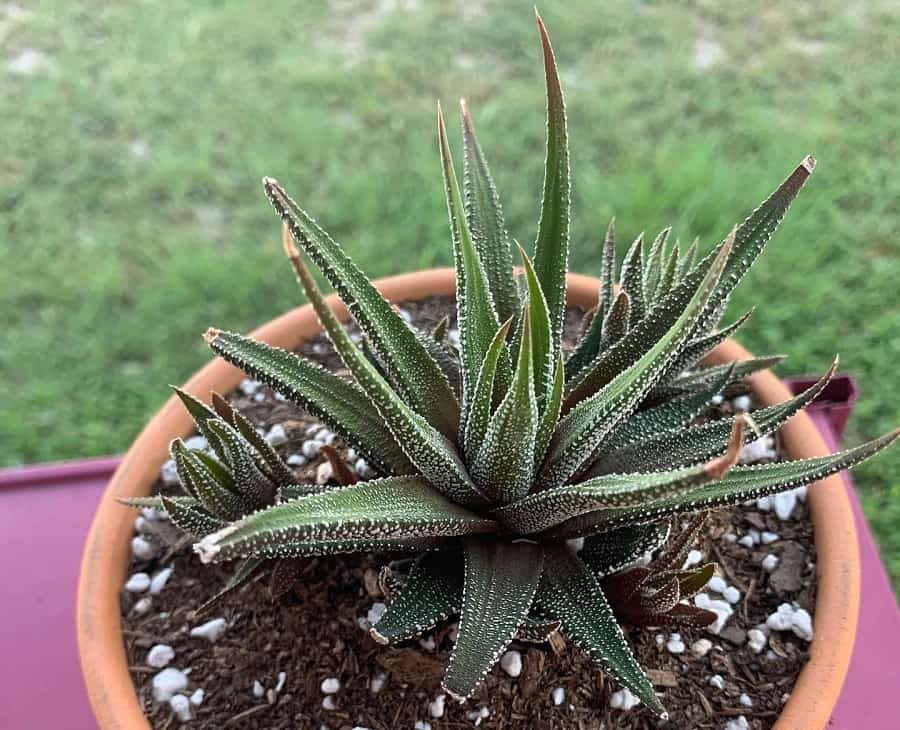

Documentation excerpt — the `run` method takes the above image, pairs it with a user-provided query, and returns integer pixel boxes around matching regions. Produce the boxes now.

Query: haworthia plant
[125,10,899,719]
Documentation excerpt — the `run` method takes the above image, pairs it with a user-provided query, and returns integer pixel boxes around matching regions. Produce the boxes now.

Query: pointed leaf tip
[802,155,816,173]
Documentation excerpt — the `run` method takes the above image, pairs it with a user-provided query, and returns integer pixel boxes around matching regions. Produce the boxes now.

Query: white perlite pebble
[709,674,725,690]
[367,602,387,625]
[125,572,151,592]
[370,671,387,694]
[739,693,753,707]
[152,668,189,702]
[322,696,337,710]
[723,532,738,543]
[266,424,288,446]
[696,593,734,634]
[306,423,323,435]
[302,440,320,458]
[315,429,335,444]
[184,435,208,451]
[414,722,432,730]
[551,687,565,706]
[711,394,724,405]
[756,496,772,511]
[131,536,158,560]
[761,531,780,544]
[691,638,713,657]
[321,677,341,694]
[683,549,703,568]
[169,694,192,721]
[732,395,752,412]
[766,603,796,632]
[723,586,741,604]
[147,644,175,668]
[707,576,727,594]
[254,392,266,403]
[252,680,265,698]
[723,717,749,730]
[132,597,153,615]
[190,618,228,642]
[739,436,776,463]
[738,535,755,548]
[429,694,446,718]
[791,608,814,641]
[190,689,205,706]
[355,458,374,478]
[773,490,797,520]
[149,567,173,595]
[419,636,437,652]
[566,537,585,553]
[134,515,150,534]
[287,453,306,466]
[666,633,686,654]
[239,378,260,395]
[747,629,767,654]
[762,554,780,572]
[160,459,180,486]
[500,650,523,677]
[609,687,641,710]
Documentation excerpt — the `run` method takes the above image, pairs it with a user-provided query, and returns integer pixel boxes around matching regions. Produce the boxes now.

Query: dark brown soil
[122,297,816,729]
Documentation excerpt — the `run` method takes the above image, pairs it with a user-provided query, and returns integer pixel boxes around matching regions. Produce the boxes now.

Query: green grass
[3,1,898,581]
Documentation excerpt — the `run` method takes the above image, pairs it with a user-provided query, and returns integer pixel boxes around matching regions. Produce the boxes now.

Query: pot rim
[77,267,859,729]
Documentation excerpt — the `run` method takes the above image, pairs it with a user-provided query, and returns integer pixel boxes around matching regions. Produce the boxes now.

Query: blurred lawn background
[2,2,898,579]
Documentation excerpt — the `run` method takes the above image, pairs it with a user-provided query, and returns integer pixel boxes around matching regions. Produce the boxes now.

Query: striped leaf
[564,219,616,378]
[652,355,785,402]
[194,476,498,564]
[534,351,565,468]
[472,305,538,505]
[518,244,554,402]
[619,233,645,327]
[171,439,251,520]
[206,331,415,476]
[171,387,227,461]
[531,10,570,356]
[263,179,459,438]
[643,227,671,303]
[278,245,486,507]
[371,550,463,644]
[598,360,836,474]
[463,319,512,463]
[654,241,680,302]
[579,522,671,578]
[161,495,226,536]
[460,100,519,324]
[443,538,544,700]
[551,428,899,539]
[497,421,741,535]
[438,104,507,426]
[536,546,666,717]
[538,234,734,489]
[206,419,276,508]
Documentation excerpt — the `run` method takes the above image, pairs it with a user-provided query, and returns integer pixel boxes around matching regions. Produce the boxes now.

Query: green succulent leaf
[371,550,463,644]
[643,227,671,304]
[536,546,666,717]
[205,419,276,508]
[472,305,538,504]
[263,179,459,438]
[553,428,900,539]
[518,244,554,403]
[539,234,734,489]
[534,351,565,468]
[171,387,227,461]
[442,538,544,700]
[194,476,498,564]
[619,233,645,327]
[463,319,512,464]
[161,495,226,536]
[171,439,249,520]
[654,241,681,302]
[531,10,570,357]
[280,247,487,507]
[579,522,671,578]
[206,331,415,476]
[460,100,519,325]
[438,104,508,427]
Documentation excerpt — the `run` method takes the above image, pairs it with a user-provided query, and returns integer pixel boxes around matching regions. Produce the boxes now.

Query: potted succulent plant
[78,12,896,729]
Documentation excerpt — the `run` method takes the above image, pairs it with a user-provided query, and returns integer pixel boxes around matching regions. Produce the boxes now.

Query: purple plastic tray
[0,377,896,729]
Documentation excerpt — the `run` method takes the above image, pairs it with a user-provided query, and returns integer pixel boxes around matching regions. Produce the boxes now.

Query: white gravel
[773,490,797,520]
[551,687,565,706]
[125,572,151,592]
[131,536,158,560]
[366,602,387,625]
[500,650,523,677]
[321,677,341,694]
[265,424,288,446]
[683,549,703,568]
[152,667,188,702]
[131,596,153,615]
[414,722,432,730]
[322,695,337,710]
[723,586,741,604]
[739,693,753,707]
[189,688,205,706]
[370,671,387,694]
[762,554,780,572]
[355,458,374,479]
[707,576,727,593]
[747,629,768,654]
[239,378,261,395]
[169,694,192,721]
[147,644,175,668]
[723,716,749,730]
[609,687,640,710]
[666,633,686,654]
[691,638,713,657]
[709,674,725,690]
[428,694,446,718]
[791,608,814,641]
[287,453,306,466]
[149,567,173,594]
[252,680,265,698]
[761,531,780,544]
[302,440,320,458]
[190,617,228,642]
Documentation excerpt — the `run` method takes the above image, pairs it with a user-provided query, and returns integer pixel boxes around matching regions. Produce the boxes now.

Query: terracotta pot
[77,268,859,729]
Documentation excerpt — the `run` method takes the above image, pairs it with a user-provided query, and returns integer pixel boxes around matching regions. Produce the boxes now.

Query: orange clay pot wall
[78,268,859,729]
